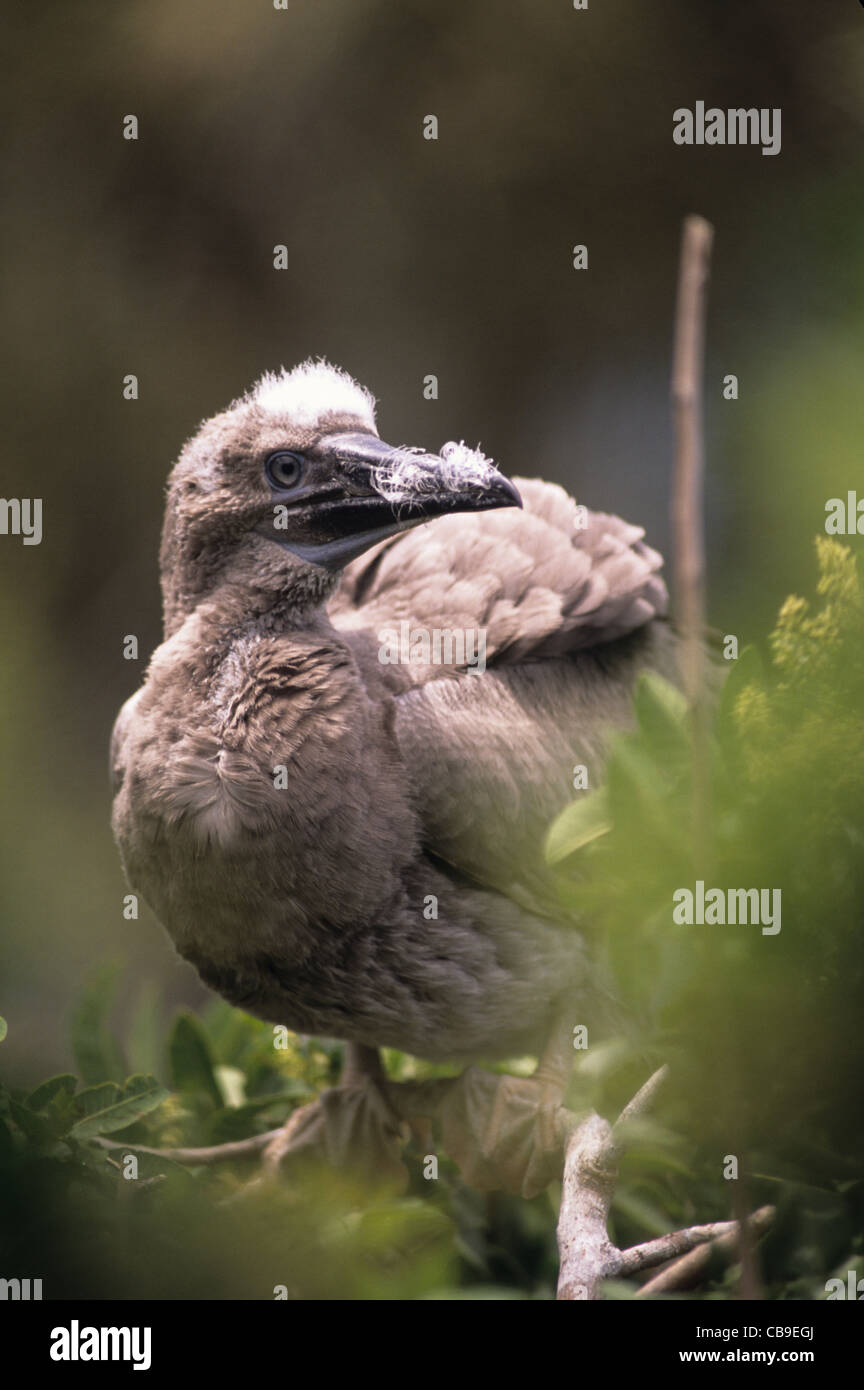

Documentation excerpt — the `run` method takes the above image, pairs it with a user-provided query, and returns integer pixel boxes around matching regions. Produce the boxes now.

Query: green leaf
[26,1074,77,1111]
[126,981,163,1078]
[635,670,689,724]
[606,736,665,818]
[21,1075,81,1139]
[0,1116,14,1158]
[69,1074,168,1140]
[0,1016,7,1042]
[8,1098,56,1144]
[168,1013,223,1110]
[633,671,690,762]
[76,1081,123,1116]
[200,1000,253,1063]
[69,966,125,1084]
[545,787,611,864]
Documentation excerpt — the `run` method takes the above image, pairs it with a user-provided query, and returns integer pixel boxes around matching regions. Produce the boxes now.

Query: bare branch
[556,1112,620,1300]
[635,1205,775,1297]
[612,1064,669,1138]
[95,1130,281,1164]
[556,1063,773,1300]
[557,1067,669,1299]
[671,214,714,867]
[671,213,713,702]
[619,1219,749,1276]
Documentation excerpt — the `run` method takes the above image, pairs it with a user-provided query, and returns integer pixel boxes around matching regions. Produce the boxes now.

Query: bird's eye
[265,451,306,490]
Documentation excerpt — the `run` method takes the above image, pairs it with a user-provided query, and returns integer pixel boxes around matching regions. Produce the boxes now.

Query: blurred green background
[2,0,863,1087]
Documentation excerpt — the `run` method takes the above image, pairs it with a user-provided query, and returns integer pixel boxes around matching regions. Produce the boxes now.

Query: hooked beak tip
[494,473,522,510]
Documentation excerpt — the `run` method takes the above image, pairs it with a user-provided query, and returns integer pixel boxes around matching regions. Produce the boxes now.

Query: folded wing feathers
[333,477,668,664]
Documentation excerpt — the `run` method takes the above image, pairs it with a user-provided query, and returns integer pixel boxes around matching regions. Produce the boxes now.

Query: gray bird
[111,360,672,1191]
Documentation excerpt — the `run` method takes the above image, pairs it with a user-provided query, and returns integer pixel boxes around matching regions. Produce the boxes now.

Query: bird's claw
[260,1075,410,1189]
[432,1065,571,1199]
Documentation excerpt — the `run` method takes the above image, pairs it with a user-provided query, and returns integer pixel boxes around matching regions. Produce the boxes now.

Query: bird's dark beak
[260,431,522,570]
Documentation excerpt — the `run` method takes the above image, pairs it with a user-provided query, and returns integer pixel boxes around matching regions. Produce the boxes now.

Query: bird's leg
[531,1010,576,1113]
[340,1042,413,1145]
[431,1009,575,1199]
[341,1042,387,1088]
[259,1041,409,1187]
[532,1011,576,1094]
[526,1010,576,1169]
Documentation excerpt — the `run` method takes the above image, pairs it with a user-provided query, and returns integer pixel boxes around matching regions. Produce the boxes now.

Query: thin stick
[95,1130,281,1164]
[613,1064,669,1138]
[671,214,713,694]
[619,1218,759,1277]
[671,214,714,866]
[635,1206,774,1297]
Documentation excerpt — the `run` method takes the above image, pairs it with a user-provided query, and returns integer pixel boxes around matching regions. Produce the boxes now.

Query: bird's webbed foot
[397,1014,576,1199]
[432,1064,571,1200]
[255,1019,575,1199]
[259,1043,409,1189]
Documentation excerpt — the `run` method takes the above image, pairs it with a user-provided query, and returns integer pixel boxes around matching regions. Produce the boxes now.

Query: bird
[111,359,673,1194]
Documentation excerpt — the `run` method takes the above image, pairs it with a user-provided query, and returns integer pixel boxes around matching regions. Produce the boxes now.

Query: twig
[555,1066,772,1300]
[671,214,714,867]
[620,1220,755,1276]
[635,1205,774,1297]
[671,214,713,701]
[94,1130,281,1164]
[613,1063,669,1138]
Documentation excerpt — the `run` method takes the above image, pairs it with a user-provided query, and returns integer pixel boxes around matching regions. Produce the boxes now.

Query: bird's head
[160,360,521,634]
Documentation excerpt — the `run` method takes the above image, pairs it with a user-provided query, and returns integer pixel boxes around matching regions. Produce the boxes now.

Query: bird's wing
[330,478,673,912]
[331,477,667,670]
[391,653,667,914]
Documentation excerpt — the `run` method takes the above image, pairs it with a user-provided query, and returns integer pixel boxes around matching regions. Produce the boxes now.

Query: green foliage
[168,1012,224,1110]
[0,989,548,1298]
[549,539,864,1296]
[2,541,862,1299]
[69,965,126,1085]
[68,1076,169,1141]
[545,787,610,863]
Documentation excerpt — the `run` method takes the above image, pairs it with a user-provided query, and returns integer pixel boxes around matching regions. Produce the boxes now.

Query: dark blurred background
[2,0,862,1082]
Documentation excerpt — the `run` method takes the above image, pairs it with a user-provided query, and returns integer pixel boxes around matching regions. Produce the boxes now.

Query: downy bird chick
[111,360,671,1192]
